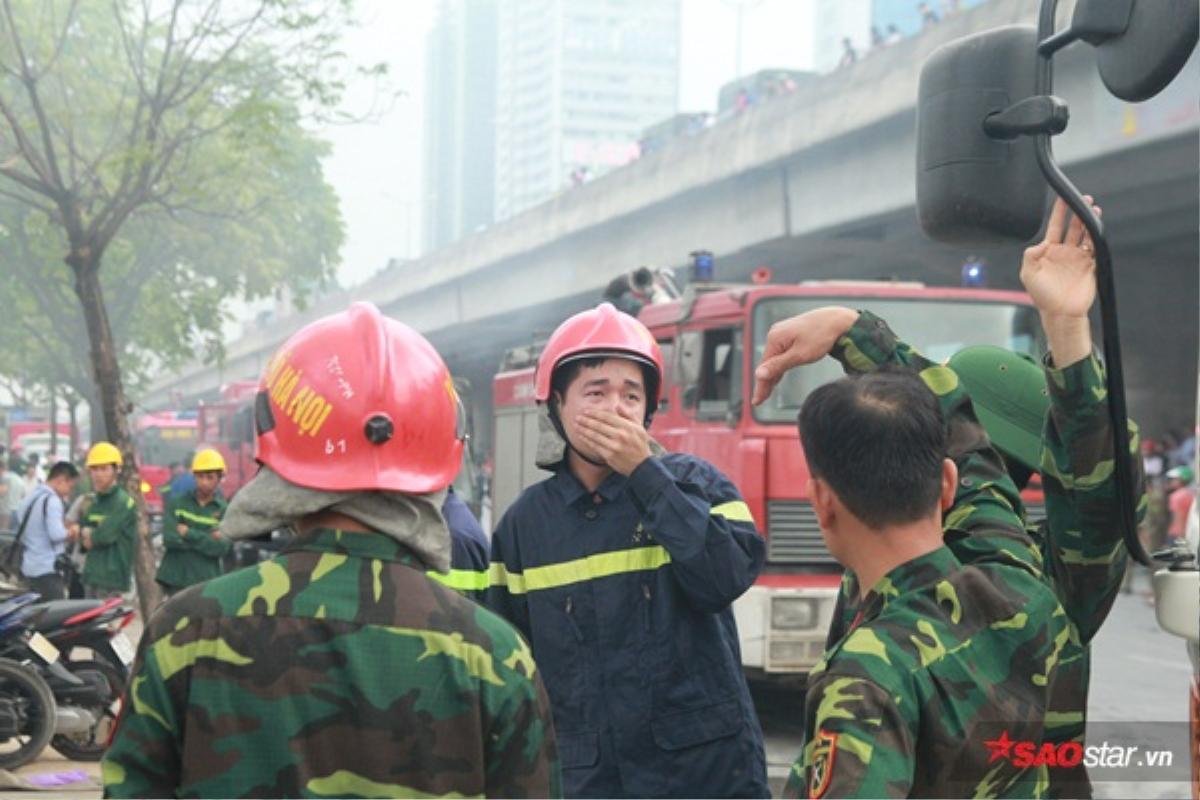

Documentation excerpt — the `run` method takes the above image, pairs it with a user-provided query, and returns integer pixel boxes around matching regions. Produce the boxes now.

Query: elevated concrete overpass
[148,0,1199,445]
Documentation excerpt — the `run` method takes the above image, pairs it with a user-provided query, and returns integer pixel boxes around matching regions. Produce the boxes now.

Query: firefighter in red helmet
[485,302,769,798]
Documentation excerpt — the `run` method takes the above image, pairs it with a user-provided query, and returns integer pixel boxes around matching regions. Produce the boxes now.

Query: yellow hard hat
[85,442,123,468]
[191,448,227,473]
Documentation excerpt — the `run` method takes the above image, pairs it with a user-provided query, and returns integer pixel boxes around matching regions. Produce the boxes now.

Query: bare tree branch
[2,0,68,194]
[0,93,54,189]
[0,182,57,217]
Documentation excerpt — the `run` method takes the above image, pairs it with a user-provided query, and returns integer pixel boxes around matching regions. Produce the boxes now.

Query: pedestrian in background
[1166,465,1195,543]
[16,461,79,601]
[79,442,137,598]
[154,448,231,597]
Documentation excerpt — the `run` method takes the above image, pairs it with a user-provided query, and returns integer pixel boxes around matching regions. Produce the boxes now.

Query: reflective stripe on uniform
[176,509,220,527]
[710,500,754,524]
[490,545,672,595]
[426,568,490,592]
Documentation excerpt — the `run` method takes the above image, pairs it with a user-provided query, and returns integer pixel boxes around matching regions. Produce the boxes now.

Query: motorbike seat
[25,600,110,631]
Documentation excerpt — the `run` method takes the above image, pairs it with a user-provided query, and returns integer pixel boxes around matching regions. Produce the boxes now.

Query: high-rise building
[494,0,680,221]
[423,0,499,253]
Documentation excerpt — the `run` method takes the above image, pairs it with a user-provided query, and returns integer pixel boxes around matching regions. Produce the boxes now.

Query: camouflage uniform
[822,312,1144,797]
[783,311,1072,798]
[103,527,560,798]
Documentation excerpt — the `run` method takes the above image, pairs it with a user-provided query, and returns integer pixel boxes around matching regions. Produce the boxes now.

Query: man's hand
[81,528,92,550]
[176,523,188,537]
[575,411,652,476]
[67,523,80,541]
[752,306,859,406]
[1020,196,1101,367]
[211,528,222,540]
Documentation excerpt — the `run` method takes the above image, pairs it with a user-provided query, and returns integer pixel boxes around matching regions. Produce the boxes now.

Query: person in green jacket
[80,442,137,597]
[155,448,232,597]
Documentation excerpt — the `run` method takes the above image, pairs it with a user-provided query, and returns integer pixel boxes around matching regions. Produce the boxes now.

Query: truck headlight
[771,597,818,630]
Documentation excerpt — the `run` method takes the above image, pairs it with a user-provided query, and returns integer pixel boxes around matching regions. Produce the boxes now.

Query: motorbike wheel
[0,657,56,770]
[50,658,124,762]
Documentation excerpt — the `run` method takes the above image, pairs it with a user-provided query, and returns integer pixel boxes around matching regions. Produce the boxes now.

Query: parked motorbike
[0,595,57,769]
[25,595,136,680]
[0,656,56,770]
[0,593,124,761]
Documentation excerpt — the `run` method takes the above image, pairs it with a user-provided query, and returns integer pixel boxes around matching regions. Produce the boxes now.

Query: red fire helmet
[534,302,664,406]
[253,302,464,493]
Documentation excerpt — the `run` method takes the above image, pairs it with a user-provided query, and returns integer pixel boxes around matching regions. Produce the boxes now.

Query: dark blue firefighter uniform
[487,453,769,798]
[427,488,491,598]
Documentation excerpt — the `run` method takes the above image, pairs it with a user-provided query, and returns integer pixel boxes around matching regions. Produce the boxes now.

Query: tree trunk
[48,388,57,460]
[71,259,161,618]
[67,396,78,462]
[84,384,104,445]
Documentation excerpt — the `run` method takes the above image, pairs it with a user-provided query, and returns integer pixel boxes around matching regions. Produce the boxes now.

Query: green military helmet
[947,345,1049,472]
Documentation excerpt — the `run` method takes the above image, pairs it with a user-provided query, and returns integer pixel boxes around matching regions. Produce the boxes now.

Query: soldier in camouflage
[103,303,559,798]
[756,198,1142,798]
[755,198,1144,796]
[770,358,1070,797]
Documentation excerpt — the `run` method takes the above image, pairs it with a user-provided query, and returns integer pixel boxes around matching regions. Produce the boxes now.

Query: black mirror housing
[916,25,1046,245]
[1094,0,1199,102]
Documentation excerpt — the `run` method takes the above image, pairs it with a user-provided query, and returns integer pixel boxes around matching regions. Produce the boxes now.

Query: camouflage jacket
[81,487,137,592]
[103,527,561,798]
[784,311,1073,798]
[784,542,1070,798]
[822,312,1145,797]
[1036,352,1142,645]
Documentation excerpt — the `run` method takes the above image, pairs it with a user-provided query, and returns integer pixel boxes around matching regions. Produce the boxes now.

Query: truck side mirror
[916,26,1047,244]
[1067,0,1198,102]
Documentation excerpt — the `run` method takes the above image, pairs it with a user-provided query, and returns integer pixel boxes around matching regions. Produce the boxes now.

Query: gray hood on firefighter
[535,403,667,471]
[221,465,450,573]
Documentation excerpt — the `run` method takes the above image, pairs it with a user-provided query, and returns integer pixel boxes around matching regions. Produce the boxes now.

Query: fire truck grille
[766,501,836,564]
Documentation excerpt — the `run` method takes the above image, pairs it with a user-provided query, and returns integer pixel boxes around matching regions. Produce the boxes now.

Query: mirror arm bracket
[1031,0,1151,567]
[983,96,1069,139]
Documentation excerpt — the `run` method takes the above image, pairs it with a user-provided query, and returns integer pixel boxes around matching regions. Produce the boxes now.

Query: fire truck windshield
[752,298,1044,423]
[136,426,199,466]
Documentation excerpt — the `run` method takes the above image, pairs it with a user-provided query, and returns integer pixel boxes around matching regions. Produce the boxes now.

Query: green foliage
[0,0,350,396]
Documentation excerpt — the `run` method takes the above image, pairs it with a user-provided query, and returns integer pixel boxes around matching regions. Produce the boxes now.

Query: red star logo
[984,730,1015,763]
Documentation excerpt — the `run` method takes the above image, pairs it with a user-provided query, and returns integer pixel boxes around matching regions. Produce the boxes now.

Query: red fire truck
[196,381,260,500]
[134,410,200,515]
[492,280,1046,679]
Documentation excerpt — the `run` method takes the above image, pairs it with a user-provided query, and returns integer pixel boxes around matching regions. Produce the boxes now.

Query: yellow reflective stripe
[176,509,220,527]
[489,561,525,594]
[490,545,671,595]
[711,500,754,524]
[426,569,490,592]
